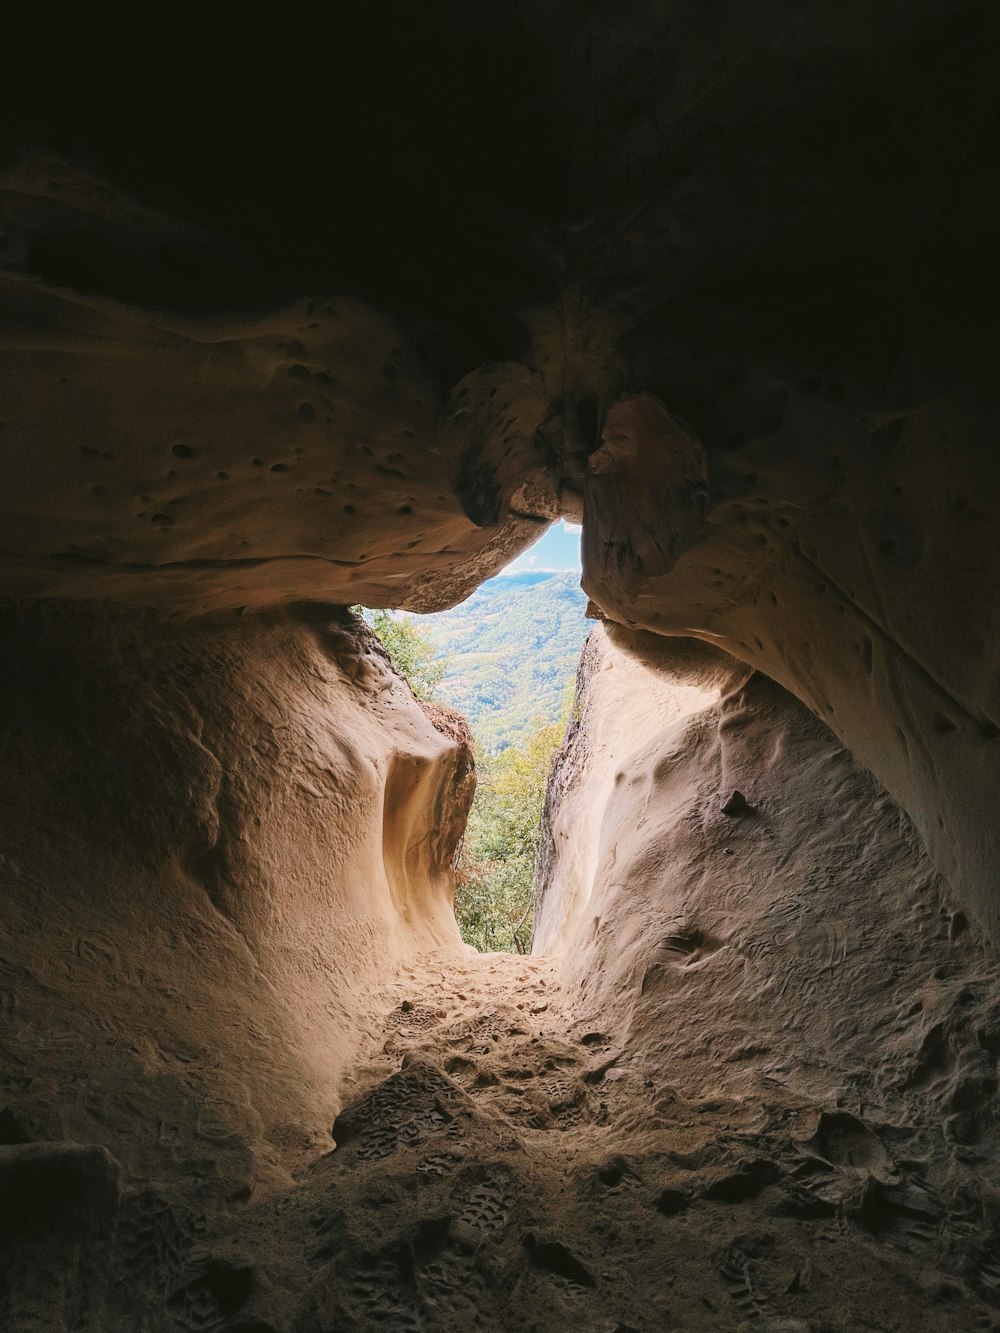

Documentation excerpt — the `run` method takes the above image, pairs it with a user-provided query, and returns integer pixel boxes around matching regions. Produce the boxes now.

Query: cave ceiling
[1,1,995,613]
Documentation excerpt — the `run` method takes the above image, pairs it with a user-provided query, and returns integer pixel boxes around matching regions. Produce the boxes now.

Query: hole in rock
[4,492,997,1333]
[3,13,998,1327]
[299,480,1000,1329]
[363,519,587,955]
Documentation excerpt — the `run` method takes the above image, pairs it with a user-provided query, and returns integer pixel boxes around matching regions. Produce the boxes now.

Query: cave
[1,5,999,1330]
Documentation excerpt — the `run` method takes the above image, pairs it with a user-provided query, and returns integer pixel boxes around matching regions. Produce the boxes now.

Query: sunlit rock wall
[536,624,1000,1138]
[582,390,1000,938]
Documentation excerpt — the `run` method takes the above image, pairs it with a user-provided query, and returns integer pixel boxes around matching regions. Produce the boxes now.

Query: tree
[454,717,564,954]
[365,608,445,701]
[357,598,572,955]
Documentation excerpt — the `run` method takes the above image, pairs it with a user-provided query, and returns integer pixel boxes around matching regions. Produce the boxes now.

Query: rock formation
[0,603,473,1176]
[533,626,1000,1327]
[0,1,998,1327]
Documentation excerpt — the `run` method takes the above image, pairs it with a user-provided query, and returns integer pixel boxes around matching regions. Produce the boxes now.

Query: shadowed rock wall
[0,602,472,1193]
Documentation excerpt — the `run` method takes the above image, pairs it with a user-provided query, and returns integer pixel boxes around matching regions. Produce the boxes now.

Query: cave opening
[4,566,997,1330]
[367,519,589,955]
[2,3,999,1325]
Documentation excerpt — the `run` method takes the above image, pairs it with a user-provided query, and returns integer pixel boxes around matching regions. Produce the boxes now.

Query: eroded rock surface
[531,624,1000,1328]
[2,617,997,1329]
[2,2,997,936]
[0,602,472,1198]
[0,4,999,1328]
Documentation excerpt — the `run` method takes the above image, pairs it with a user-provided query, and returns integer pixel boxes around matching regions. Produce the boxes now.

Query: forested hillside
[415,571,590,752]
[371,570,589,950]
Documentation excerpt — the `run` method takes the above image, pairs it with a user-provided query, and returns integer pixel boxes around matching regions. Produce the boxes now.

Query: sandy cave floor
[208,948,1000,1333]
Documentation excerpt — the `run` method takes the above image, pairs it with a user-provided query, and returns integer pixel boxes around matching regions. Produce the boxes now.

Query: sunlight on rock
[1,5,999,1328]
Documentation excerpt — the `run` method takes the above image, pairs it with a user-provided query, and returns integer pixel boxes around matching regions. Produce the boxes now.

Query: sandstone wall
[0,602,472,1193]
[537,625,999,1128]
[534,627,747,954]
[582,391,1000,939]
[1,1,997,942]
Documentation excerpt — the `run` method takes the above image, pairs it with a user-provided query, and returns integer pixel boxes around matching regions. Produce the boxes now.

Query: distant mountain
[417,572,591,751]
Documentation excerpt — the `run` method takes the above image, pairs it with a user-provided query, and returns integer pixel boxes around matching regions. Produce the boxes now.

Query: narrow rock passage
[226,947,999,1332]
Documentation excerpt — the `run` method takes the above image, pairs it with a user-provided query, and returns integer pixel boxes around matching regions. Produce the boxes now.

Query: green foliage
[419,572,588,751]
[454,717,565,954]
[366,608,446,701]
[359,575,588,954]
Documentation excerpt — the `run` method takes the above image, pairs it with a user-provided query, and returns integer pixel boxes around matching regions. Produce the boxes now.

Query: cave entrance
[369,520,587,954]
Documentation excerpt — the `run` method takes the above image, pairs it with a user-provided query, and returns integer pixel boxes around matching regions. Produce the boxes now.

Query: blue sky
[502,519,582,575]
